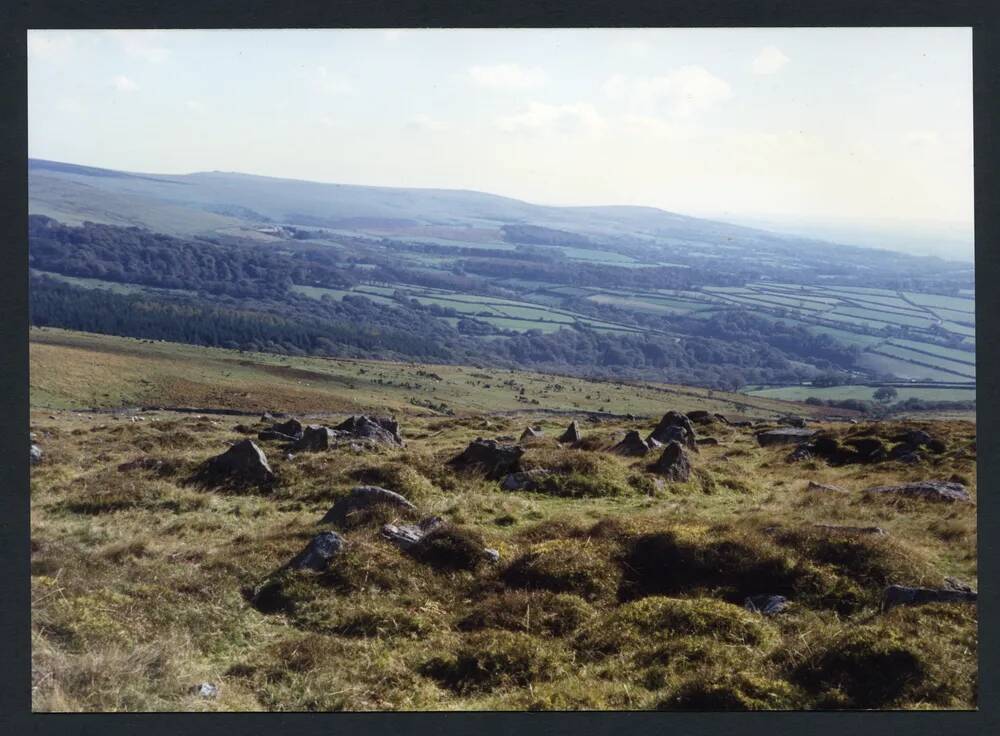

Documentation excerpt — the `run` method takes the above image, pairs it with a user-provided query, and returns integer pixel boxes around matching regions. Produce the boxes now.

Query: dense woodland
[27,215,969,392]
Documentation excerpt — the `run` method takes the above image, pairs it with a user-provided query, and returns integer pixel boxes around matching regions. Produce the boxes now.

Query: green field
[745,384,976,402]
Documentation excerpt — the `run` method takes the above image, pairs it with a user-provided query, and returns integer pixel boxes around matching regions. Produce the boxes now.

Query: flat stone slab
[864,480,971,503]
[322,486,417,525]
[883,584,977,610]
[807,481,849,493]
[756,428,818,446]
[813,523,886,536]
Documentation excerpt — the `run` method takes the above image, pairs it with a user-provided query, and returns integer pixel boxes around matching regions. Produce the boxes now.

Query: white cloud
[752,45,790,75]
[468,63,547,89]
[497,102,605,137]
[184,99,205,111]
[407,114,449,132]
[112,75,139,92]
[603,66,732,117]
[904,129,940,146]
[314,66,354,94]
[27,32,76,62]
[106,30,170,63]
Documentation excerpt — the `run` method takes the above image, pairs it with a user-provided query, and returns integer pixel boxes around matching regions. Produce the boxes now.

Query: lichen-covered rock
[30,443,43,465]
[651,441,692,482]
[286,531,346,572]
[864,480,971,503]
[882,583,976,610]
[335,415,404,446]
[612,430,653,456]
[448,438,524,479]
[519,426,543,441]
[292,425,338,451]
[321,486,417,526]
[756,428,818,447]
[197,439,275,487]
[259,418,303,442]
[558,421,582,444]
[499,469,551,491]
[648,411,697,450]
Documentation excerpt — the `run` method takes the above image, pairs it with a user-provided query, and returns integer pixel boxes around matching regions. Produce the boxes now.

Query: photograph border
[2,1,997,734]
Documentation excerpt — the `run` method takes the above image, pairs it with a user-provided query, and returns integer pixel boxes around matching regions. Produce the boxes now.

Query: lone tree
[873,386,899,404]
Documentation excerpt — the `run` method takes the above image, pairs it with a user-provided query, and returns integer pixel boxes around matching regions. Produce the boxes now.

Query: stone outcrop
[864,480,971,503]
[321,486,417,526]
[293,425,338,451]
[258,418,304,442]
[882,582,976,610]
[651,441,692,482]
[648,411,697,450]
[286,531,346,572]
[197,439,275,487]
[448,438,524,479]
[519,426,543,441]
[612,430,655,456]
[558,421,582,444]
[756,428,817,447]
[499,469,551,491]
[335,415,404,446]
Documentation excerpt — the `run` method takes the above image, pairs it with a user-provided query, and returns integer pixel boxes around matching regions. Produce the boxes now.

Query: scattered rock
[117,456,166,473]
[713,413,731,425]
[696,437,719,447]
[779,415,807,428]
[806,481,848,493]
[651,441,692,482]
[813,523,886,536]
[558,421,582,444]
[786,445,812,462]
[926,438,947,454]
[882,583,977,610]
[194,682,219,699]
[731,420,753,428]
[744,595,789,616]
[686,410,712,424]
[499,469,551,491]
[259,418,303,442]
[321,486,417,526]
[612,430,653,456]
[448,438,524,480]
[894,429,934,447]
[648,411,697,450]
[292,425,337,451]
[756,428,818,447]
[519,426,543,441]
[286,531,347,572]
[382,516,444,549]
[844,436,888,463]
[258,429,301,442]
[335,415,404,446]
[30,444,43,465]
[383,518,499,569]
[864,480,971,503]
[197,439,275,487]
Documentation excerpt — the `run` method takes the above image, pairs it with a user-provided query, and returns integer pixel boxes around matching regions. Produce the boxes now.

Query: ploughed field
[30,333,977,711]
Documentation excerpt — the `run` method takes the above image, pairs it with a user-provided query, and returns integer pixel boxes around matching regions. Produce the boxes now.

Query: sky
[28,28,974,260]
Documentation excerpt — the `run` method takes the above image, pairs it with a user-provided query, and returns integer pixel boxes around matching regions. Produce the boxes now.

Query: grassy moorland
[30,330,977,711]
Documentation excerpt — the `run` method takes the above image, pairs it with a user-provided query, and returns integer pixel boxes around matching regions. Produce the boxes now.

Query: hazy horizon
[28,28,974,260]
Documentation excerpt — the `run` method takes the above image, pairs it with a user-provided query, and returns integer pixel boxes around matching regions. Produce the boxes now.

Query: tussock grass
[30,404,977,711]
